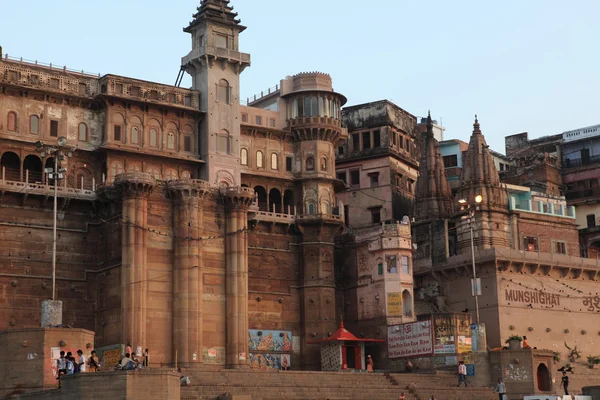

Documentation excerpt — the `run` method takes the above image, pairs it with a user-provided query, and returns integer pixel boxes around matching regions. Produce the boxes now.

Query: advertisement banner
[388,320,433,359]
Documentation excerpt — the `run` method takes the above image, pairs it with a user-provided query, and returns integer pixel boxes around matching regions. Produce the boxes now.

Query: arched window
[164,169,178,181]
[127,164,142,172]
[402,290,413,317]
[149,129,158,147]
[217,131,231,154]
[7,112,17,132]
[311,97,319,117]
[320,156,328,171]
[167,132,175,150]
[30,115,39,135]
[241,148,248,166]
[131,127,139,144]
[307,202,316,215]
[256,151,264,168]
[217,79,230,104]
[147,166,161,180]
[271,153,278,170]
[306,156,315,171]
[110,161,124,182]
[78,123,87,141]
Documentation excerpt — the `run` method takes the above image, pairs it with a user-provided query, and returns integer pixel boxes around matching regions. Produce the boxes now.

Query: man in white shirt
[457,361,468,387]
[77,350,87,373]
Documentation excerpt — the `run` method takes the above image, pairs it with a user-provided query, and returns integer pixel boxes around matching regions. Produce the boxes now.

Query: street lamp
[458,194,483,324]
[35,137,74,305]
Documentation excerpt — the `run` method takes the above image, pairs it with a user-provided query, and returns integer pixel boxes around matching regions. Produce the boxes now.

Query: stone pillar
[41,300,63,327]
[298,215,342,370]
[169,179,210,366]
[223,186,254,369]
[297,216,343,370]
[115,172,156,354]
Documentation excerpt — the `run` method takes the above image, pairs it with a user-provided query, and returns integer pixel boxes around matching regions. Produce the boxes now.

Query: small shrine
[309,320,385,371]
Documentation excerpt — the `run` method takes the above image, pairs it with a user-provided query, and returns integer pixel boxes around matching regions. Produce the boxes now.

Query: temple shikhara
[1,1,600,399]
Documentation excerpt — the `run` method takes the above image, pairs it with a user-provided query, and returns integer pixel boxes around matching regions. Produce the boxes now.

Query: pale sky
[1,0,598,152]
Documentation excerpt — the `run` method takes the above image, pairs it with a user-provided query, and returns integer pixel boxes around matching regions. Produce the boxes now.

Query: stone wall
[0,328,94,399]
[16,370,180,400]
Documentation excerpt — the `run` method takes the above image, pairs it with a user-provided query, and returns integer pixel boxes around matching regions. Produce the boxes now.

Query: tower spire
[414,110,453,222]
[473,114,481,135]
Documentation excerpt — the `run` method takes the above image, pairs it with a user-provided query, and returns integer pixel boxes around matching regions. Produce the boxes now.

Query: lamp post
[35,137,74,312]
[458,194,483,324]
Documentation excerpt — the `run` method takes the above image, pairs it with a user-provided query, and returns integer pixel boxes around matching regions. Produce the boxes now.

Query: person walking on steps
[457,361,468,387]
[494,378,506,400]
[560,371,569,396]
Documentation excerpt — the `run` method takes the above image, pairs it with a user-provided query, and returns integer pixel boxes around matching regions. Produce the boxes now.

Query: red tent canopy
[308,320,385,344]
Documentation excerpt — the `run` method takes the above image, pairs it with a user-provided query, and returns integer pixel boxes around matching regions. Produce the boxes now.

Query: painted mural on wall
[248,353,291,370]
[248,330,293,352]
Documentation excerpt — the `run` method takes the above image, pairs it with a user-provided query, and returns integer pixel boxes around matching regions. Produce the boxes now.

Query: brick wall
[0,196,101,331]
[516,213,580,256]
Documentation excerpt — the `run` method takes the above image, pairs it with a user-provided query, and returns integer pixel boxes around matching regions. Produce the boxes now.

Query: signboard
[466,364,475,376]
[458,335,472,353]
[434,344,456,354]
[387,292,402,316]
[388,320,433,359]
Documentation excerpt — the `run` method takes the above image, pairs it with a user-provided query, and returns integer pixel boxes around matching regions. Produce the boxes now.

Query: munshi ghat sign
[505,289,560,306]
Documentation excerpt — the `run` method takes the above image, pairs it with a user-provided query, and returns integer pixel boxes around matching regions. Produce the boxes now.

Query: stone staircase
[179,370,498,400]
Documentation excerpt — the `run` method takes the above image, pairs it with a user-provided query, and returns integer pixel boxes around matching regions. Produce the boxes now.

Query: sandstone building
[0,0,414,371]
[413,116,600,361]
[2,0,599,378]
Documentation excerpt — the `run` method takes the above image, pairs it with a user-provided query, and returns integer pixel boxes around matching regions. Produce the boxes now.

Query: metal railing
[566,187,600,201]
[563,155,600,169]
[242,84,280,106]
[3,54,101,77]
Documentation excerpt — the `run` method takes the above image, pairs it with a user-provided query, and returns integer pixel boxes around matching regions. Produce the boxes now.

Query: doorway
[537,363,551,391]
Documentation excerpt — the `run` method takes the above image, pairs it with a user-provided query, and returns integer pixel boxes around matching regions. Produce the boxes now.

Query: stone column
[223,186,254,369]
[115,172,156,354]
[169,179,210,366]
[297,217,343,370]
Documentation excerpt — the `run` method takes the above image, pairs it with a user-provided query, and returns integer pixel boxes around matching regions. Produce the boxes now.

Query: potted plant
[565,342,581,362]
[505,335,523,351]
[587,356,600,369]
[553,352,561,363]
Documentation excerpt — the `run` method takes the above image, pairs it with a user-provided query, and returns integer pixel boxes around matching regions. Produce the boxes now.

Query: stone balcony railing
[2,55,100,97]
[1,55,201,111]
[181,46,251,67]
[0,167,96,201]
[288,116,343,129]
[99,75,201,111]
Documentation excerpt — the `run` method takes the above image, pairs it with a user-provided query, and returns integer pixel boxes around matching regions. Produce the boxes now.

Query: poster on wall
[433,314,456,354]
[457,336,472,353]
[248,330,292,352]
[388,320,433,358]
[387,292,402,316]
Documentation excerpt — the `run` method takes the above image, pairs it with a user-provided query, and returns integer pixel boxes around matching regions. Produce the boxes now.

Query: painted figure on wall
[282,332,292,352]
[248,330,293,352]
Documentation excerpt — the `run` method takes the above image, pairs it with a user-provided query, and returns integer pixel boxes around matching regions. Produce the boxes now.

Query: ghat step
[178,370,498,400]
